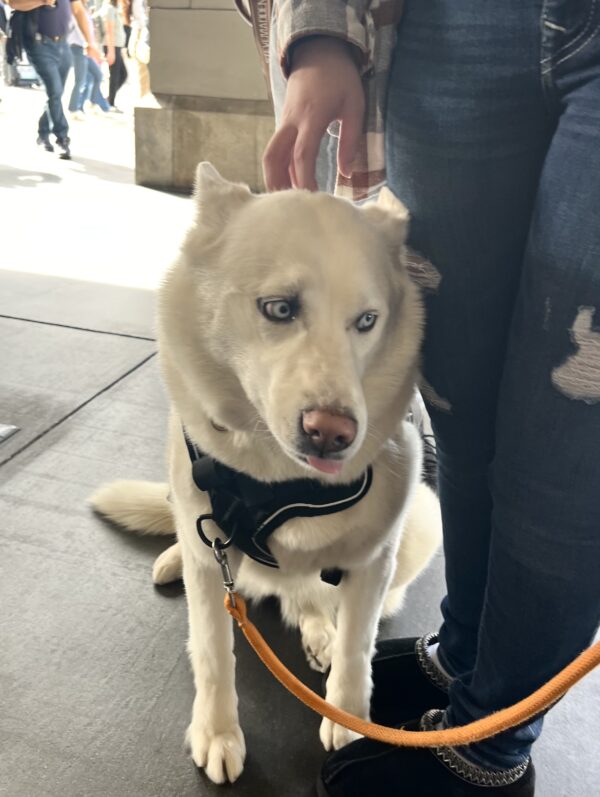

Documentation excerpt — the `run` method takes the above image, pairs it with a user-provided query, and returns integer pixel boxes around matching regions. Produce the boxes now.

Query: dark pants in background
[25,35,72,141]
[104,45,127,107]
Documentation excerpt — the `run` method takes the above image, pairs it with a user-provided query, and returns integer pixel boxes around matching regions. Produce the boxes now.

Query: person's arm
[71,0,101,61]
[263,35,365,192]
[276,0,370,78]
[104,9,115,64]
[262,1,369,192]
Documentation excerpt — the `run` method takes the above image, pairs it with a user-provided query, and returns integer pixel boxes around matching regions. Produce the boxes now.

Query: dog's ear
[193,162,253,230]
[361,187,410,248]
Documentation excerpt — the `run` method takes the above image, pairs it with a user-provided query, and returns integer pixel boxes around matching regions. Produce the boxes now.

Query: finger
[337,96,365,179]
[293,124,326,191]
[289,158,298,190]
[263,125,298,192]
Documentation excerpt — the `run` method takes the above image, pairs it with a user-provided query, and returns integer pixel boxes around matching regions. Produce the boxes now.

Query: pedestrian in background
[100,0,126,111]
[82,46,109,112]
[67,9,88,119]
[0,0,7,103]
[8,0,100,158]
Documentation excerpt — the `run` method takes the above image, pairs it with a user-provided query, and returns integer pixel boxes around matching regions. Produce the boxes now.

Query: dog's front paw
[186,723,246,784]
[319,717,361,751]
[152,542,182,585]
[300,615,335,673]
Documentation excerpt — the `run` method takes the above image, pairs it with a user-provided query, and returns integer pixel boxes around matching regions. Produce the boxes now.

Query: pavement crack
[0,314,155,341]
[0,352,157,467]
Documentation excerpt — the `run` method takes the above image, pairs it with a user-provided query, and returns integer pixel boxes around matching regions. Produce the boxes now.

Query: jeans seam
[540,0,597,64]
[547,18,600,71]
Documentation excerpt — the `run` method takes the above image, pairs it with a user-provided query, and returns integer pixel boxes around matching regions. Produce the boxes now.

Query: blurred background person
[126,0,147,98]
[67,0,93,120]
[82,45,109,112]
[100,0,126,111]
[8,0,99,158]
[0,0,7,102]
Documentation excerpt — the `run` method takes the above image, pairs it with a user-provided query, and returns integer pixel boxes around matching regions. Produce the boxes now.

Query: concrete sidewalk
[0,83,191,290]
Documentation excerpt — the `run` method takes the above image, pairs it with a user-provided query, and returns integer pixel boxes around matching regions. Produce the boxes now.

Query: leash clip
[213,539,236,608]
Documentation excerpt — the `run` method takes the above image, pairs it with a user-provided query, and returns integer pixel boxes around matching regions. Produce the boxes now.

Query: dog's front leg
[320,555,392,751]
[182,542,245,784]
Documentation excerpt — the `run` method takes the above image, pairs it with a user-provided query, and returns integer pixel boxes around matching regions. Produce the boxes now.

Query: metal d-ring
[213,538,236,608]
[196,513,234,550]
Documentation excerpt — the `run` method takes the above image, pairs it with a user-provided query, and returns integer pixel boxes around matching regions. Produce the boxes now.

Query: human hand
[106,45,116,65]
[87,44,101,63]
[263,36,365,191]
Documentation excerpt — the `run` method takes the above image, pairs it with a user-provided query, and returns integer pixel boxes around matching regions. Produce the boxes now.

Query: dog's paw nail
[333,725,361,750]
[320,717,362,752]
[301,618,335,673]
[319,717,335,751]
[187,724,246,784]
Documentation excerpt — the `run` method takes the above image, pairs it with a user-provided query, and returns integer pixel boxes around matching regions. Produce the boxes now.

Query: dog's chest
[172,418,414,576]
[268,470,407,573]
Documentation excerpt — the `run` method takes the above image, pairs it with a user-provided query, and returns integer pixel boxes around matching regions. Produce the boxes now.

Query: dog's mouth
[301,455,344,476]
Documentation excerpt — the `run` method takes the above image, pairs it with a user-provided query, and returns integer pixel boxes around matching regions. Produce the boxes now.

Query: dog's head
[160,163,422,480]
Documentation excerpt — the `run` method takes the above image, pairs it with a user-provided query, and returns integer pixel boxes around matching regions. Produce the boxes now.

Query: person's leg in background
[84,56,110,112]
[108,46,127,107]
[319,0,598,793]
[107,45,118,106]
[25,38,72,148]
[54,38,73,154]
[68,43,88,114]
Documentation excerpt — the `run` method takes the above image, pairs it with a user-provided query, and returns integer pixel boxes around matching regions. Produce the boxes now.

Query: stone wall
[135,0,275,192]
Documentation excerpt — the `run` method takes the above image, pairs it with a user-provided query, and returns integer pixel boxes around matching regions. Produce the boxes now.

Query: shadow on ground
[0,165,62,188]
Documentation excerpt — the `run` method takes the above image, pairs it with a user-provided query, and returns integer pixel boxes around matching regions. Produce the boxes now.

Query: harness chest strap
[184,429,373,584]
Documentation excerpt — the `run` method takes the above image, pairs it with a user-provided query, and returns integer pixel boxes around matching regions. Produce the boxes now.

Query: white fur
[91,164,442,784]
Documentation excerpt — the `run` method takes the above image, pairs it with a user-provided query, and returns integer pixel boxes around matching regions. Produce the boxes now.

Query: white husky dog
[91,163,441,785]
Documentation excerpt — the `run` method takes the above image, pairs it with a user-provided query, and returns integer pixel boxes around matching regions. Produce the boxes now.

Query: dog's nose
[301,409,357,456]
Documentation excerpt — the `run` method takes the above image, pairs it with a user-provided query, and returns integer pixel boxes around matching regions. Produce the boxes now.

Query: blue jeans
[83,57,110,112]
[386,0,600,771]
[68,44,88,112]
[25,36,72,140]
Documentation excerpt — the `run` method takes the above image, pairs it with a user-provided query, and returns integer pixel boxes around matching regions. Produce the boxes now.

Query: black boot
[37,135,54,152]
[56,137,71,160]
[369,633,451,725]
[317,709,535,797]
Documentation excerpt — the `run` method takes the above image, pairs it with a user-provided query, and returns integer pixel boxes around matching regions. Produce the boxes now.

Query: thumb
[337,97,365,179]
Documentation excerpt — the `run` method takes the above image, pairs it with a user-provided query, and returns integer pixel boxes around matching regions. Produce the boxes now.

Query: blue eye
[355,311,378,333]
[258,297,298,323]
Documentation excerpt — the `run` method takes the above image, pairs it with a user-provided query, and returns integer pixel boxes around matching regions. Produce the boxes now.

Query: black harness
[184,430,373,586]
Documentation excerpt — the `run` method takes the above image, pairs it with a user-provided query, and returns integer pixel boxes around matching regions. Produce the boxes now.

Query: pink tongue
[307,456,343,475]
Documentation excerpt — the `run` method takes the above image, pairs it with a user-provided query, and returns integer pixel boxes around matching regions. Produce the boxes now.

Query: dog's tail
[382,482,443,618]
[89,480,175,536]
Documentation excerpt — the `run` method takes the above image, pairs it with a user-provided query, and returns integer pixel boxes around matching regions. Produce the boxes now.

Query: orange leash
[225,592,600,747]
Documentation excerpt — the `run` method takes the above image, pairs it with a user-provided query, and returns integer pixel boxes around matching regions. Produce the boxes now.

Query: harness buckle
[213,539,236,608]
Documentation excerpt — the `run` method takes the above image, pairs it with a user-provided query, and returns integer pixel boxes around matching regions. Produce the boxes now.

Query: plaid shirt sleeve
[275,0,404,201]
